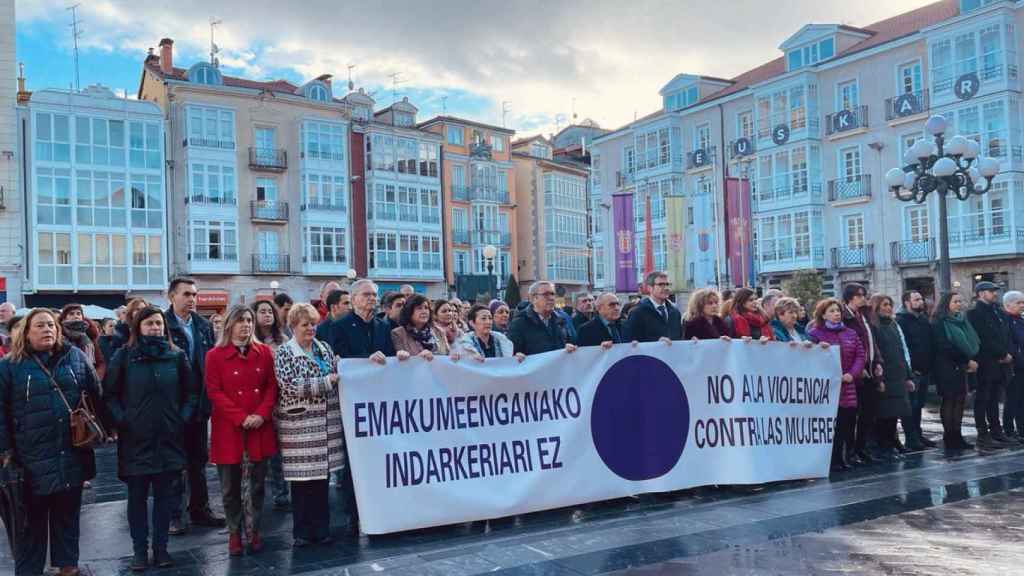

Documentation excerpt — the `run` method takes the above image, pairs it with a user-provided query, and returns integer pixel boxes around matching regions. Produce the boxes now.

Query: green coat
[872,318,911,419]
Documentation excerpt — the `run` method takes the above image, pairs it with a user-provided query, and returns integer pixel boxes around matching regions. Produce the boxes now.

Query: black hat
[975,281,999,294]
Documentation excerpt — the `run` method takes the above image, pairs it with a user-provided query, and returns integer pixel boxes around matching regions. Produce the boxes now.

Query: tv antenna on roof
[572,97,578,122]
[502,101,511,128]
[347,64,356,91]
[67,3,83,91]
[441,95,448,115]
[209,17,222,67]
[388,72,406,104]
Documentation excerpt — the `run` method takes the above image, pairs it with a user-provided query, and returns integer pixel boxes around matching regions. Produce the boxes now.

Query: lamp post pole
[483,244,497,298]
[885,115,999,295]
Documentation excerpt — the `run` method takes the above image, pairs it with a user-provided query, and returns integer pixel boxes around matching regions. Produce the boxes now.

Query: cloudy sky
[16,0,937,137]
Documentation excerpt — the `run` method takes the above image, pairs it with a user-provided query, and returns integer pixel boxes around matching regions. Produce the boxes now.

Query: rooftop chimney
[16,62,30,104]
[159,38,174,75]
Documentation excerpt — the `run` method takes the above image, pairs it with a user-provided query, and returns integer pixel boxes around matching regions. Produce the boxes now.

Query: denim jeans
[126,472,177,553]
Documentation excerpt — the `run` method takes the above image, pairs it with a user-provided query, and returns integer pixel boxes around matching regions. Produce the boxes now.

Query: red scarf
[732,311,774,340]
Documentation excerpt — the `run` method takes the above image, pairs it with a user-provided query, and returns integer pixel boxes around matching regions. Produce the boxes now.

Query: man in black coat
[314,289,349,343]
[507,281,578,356]
[625,271,683,343]
[578,293,631,347]
[967,281,1015,447]
[324,279,394,534]
[571,292,596,331]
[162,277,225,534]
[840,282,884,464]
[896,291,936,450]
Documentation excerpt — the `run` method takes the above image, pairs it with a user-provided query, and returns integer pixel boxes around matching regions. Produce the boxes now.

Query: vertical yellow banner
[665,192,687,291]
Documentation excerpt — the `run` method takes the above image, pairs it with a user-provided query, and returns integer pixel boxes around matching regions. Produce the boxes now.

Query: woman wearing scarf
[931,292,980,450]
[392,294,458,357]
[723,288,773,341]
[58,304,106,380]
[206,305,278,556]
[808,298,865,472]
[430,299,462,353]
[489,299,512,334]
[867,295,915,460]
[103,306,198,571]
[457,305,525,361]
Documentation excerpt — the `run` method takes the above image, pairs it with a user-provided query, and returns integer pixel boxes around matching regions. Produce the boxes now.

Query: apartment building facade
[419,116,516,293]
[345,92,446,296]
[512,137,590,298]
[0,0,18,305]
[16,86,169,307]
[139,39,352,309]
[592,0,1024,299]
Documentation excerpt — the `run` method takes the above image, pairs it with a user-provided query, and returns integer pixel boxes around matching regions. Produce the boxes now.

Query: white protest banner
[339,340,841,534]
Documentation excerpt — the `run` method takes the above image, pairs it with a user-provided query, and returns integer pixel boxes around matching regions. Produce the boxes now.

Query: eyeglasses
[608,302,622,308]
[654,282,672,288]
[537,292,556,297]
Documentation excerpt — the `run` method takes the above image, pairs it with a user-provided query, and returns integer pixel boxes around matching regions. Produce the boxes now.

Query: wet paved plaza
[3,407,1023,575]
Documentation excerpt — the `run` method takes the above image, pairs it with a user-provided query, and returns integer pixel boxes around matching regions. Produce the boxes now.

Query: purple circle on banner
[590,355,689,481]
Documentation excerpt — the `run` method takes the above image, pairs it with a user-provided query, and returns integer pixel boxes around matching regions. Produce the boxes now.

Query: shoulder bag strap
[30,355,75,416]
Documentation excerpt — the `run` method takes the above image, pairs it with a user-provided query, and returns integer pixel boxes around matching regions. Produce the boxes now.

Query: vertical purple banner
[613,192,636,292]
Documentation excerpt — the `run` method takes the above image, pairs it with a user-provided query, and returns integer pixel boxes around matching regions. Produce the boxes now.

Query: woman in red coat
[205,305,278,556]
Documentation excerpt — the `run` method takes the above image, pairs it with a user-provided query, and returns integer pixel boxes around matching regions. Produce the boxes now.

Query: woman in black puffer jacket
[0,308,102,576]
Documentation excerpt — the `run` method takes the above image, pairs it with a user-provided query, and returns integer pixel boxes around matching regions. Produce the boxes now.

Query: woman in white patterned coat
[273,303,343,547]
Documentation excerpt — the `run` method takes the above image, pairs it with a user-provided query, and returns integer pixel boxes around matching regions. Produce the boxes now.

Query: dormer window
[787,37,835,71]
[531,143,552,159]
[395,113,414,127]
[961,0,1002,13]
[306,83,330,102]
[664,85,699,111]
[187,62,223,85]
[351,106,371,122]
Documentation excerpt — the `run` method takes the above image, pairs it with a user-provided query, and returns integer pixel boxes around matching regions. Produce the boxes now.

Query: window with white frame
[756,84,815,138]
[837,80,859,111]
[776,214,794,258]
[931,24,1012,94]
[418,142,439,177]
[129,175,162,228]
[447,126,464,146]
[900,132,924,164]
[419,188,441,224]
[189,163,236,204]
[131,234,163,286]
[302,173,346,210]
[77,233,128,286]
[191,220,238,261]
[695,124,711,152]
[905,206,929,242]
[786,37,835,71]
[843,214,865,248]
[737,110,754,139]
[839,146,861,180]
[398,185,419,222]
[307,225,347,265]
[75,117,125,167]
[255,178,277,202]
[129,121,161,170]
[623,145,635,175]
[492,135,505,152]
[370,184,397,221]
[982,100,1007,157]
[794,212,810,257]
[76,170,126,227]
[37,232,72,285]
[422,236,442,271]
[303,120,345,162]
[454,250,469,274]
[395,113,414,127]
[594,247,605,282]
[35,112,71,163]
[760,217,776,261]
[36,166,72,225]
[452,207,468,233]
[186,105,234,148]
[369,232,398,269]
[898,61,923,95]
[399,234,420,269]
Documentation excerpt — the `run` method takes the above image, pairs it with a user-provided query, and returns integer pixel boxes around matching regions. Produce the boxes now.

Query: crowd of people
[0,271,1022,574]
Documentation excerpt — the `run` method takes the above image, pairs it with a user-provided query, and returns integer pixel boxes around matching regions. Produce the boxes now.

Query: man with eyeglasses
[626,271,682,344]
[577,293,632,348]
[507,281,579,356]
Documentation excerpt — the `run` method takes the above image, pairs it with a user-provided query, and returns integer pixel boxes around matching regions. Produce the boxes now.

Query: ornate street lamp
[482,244,498,296]
[884,114,1000,293]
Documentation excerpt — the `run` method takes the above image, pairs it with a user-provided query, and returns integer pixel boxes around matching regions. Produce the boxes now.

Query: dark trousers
[941,393,967,446]
[903,374,929,444]
[171,421,212,521]
[854,379,880,454]
[268,453,289,504]
[217,461,268,535]
[832,407,856,468]
[874,417,899,450]
[974,365,1005,436]
[291,480,330,542]
[126,472,177,553]
[16,487,83,575]
[1003,370,1024,435]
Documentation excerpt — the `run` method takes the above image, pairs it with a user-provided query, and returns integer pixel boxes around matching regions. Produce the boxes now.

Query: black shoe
[906,441,926,451]
[856,450,875,464]
[153,548,174,568]
[317,535,335,546]
[977,433,997,449]
[830,462,850,473]
[991,432,1014,445]
[168,518,187,536]
[190,508,226,528]
[920,436,938,448]
[894,440,908,454]
[293,537,312,548]
[130,550,148,572]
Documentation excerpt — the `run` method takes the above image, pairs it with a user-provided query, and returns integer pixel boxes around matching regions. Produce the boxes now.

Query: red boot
[229,532,244,556]
[249,530,263,554]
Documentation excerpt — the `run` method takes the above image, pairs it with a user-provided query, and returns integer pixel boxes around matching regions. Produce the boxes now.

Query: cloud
[17,0,938,137]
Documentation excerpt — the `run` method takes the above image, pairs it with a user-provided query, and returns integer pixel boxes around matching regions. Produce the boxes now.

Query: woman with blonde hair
[205,305,278,556]
[273,303,343,545]
[0,308,102,575]
[683,288,731,340]
[770,297,810,343]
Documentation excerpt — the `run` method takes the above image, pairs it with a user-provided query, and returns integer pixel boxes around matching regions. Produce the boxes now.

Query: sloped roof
[142,56,300,95]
